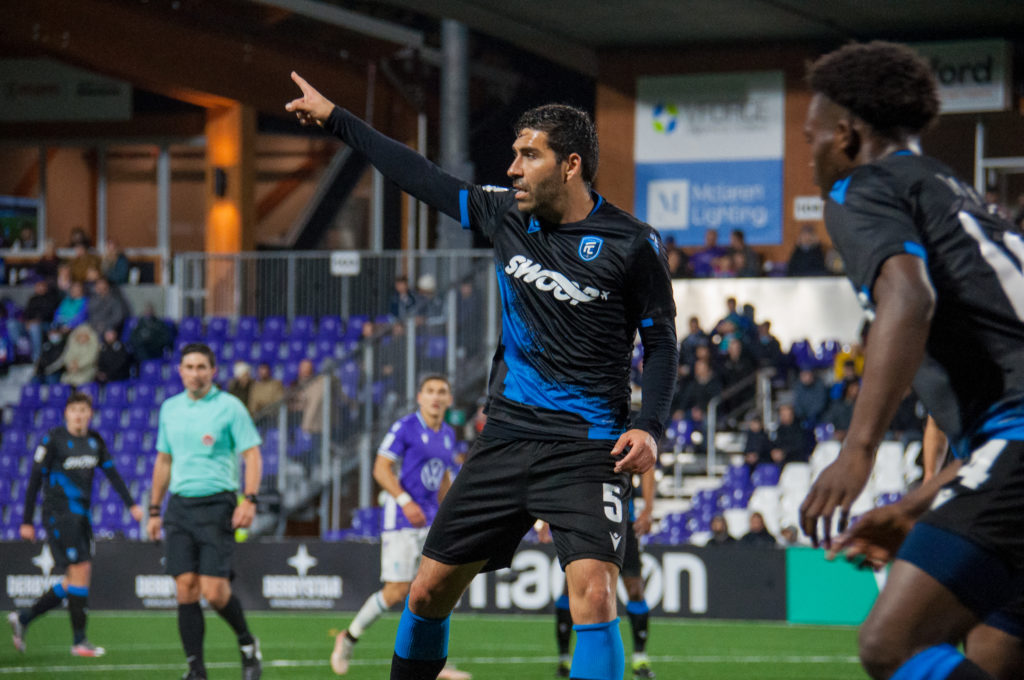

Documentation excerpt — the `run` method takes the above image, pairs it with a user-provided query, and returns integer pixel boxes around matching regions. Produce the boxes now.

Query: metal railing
[705,368,775,477]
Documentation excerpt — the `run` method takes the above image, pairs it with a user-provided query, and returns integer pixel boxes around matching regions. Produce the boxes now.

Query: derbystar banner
[634,71,785,246]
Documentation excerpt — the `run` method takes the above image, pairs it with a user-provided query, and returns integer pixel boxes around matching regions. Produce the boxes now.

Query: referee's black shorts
[423,435,631,572]
[45,512,93,569]
[163,491,237,578]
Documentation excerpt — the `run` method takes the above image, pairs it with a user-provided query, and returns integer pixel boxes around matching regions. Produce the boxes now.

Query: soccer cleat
[241,638,262,680]
[181,671,207,680]
[555,660,571,678]
[70,641,106,657]
[632,659,656,679]
[438,664,473,680]
[330,630,355,675]
[8,612,25,653]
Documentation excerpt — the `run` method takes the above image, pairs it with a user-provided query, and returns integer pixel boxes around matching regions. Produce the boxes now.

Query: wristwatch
[244,494,258,505]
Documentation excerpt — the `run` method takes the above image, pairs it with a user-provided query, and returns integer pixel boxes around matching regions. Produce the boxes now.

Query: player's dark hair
[418,374,451,392]
[807,41,940,139]
[180,342,217,368]
[515,104,599,186]
[66,391,93,409]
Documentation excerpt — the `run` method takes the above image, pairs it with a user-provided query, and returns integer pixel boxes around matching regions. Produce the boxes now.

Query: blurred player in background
[798,41,1024,680]
[331,375,470,679]
[8,391,142,657]
[287,71,677,680]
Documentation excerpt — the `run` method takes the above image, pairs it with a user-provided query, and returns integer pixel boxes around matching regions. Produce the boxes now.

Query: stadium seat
[778,462,811,496]
[723,508,750,538]
[139,359,164,383]
[98,407,122,430]
[236,316,259,339]
[133,383,158,406]
[103,382,130,406]
[286,339,308,361]
[128,407,152,430]
[47,383,71,404]
[178,317,203,341]
[872,441,905,494]
[343,315,369,341]
[206,316,230,338]
[809,441,841,481]
[903,440,923,486]
[317,316,344,339]
[37,406,62,429]
[751,463,781,487]
[423,336,447,360]
[1,429,27,454]
[262,316,287,339]
[747,487,782,536]
[231,339,255,363]
[18,383,42,409]
[292,316,315,339]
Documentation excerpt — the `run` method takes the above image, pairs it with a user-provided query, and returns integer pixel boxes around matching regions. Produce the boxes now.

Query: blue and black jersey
[22,426,134,521]
[327,107,678,441]
[825,151,1024,454]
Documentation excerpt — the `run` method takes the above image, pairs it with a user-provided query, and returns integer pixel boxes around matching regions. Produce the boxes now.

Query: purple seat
[47,383,71,404]
[231,339,255,362]
[287,339,308,360]
[97,407,122,430]
[37,406,62,429]
[133,383,158,406]
[206,317,230,339]
[314,338,336,361]
[178,317,203,341]
[342,315,369,342]
[281,361,300,386]
[18,384,42,409]
[236,316,259,339]
[139,360,164,383]
[163,379,183,396]
[120,430,143,455]
[128,408,152,430]
[751,462,781,487]
[262,316,287,339]
[338,361,360,399]
[291,316,315,339]
[789,340,814,371]
[103,382,130,406]
[423,336,447,360]
[1,429,27,454]
[317,316,344,339]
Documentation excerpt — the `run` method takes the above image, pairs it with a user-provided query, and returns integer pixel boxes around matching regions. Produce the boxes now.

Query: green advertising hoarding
[786,546,887,625]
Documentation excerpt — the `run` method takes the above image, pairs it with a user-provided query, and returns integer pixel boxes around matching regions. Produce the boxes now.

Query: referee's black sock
[22,583,66,625]
[626,600,650,655]
[556,607,574,656]
[67,591,88,645]
[214,595,254,646]
[177,602,206,673]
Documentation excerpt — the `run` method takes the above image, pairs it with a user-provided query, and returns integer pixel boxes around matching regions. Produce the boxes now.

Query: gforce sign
[913,39,1011,113]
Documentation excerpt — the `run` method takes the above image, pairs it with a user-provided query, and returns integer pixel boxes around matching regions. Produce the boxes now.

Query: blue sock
[390,602,450,680]
[890,644,987,680]
[555,594,570,610]
[570,619,624,680]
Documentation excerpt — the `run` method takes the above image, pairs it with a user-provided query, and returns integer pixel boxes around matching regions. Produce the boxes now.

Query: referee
[147,343,263,680]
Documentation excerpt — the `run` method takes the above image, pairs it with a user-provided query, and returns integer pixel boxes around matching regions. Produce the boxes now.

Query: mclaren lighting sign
[634,71,785,247]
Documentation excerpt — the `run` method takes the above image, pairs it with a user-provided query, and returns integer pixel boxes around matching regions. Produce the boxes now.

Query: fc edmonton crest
[578,236,604,261]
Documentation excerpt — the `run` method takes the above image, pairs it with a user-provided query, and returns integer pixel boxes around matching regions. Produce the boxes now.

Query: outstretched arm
[286,72,465,221]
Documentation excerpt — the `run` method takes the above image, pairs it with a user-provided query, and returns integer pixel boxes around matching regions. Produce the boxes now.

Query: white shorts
[380,527,430,583]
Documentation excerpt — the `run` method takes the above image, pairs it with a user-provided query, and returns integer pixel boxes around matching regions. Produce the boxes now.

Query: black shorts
[423,435,630,572]
[898,439,1024,618]
[164,492,237,578]
[45,513,93,569]
[621,521,642,579]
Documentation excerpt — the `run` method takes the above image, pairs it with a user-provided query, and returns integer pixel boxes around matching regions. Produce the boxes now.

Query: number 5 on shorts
[603,483,622,522]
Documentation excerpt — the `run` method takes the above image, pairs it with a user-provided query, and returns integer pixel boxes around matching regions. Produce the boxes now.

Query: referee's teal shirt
[157,386,262,498]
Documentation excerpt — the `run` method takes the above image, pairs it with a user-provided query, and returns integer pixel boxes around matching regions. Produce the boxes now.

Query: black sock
[177,603,206,673]
[627,609,649,654]
[947,658,995,679]
[556,608,573,656]
[390,653,447,679]
[67,594,88,645]
[214,595,254,646]
[22,585,65,626]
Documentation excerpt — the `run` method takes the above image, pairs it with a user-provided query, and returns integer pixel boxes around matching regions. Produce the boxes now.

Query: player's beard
[516,170,563,222]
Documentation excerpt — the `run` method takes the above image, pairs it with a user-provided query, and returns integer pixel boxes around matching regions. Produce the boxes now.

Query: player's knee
[382,582,411,607]
[858,622,904,679]
[571,578,616,623]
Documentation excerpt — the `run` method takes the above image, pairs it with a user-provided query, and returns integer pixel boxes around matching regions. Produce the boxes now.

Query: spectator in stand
[55,263,72,295]
[53,282,88,332]
[729,229,761,277]
[740,512,777,546]
[832,342,865,385]
[779,525,801,546]
[685,406,708,455]
[96,328,132,384]
[690,229,729,277]
[68,227,90,249]
[56,324,100,387]
[34,240,61,281]
[87,278,128,337]
[793,368,829,428]
[15,227,38,251]
[69,244,101,284]
[672,357,722,415]
[771,403,812,464]
[100,240,130,285]
[707,515,736,545]
[227,362,253,406]
[741,416,773,473]
[829,358,861,401]
[415,273,445,326]
[36,328,67,385]
[388,276,416,319]
[822,379,860,440]
[129,304,174,362]
[288,358,316,410]
[751,320,784,370]
[248,362,285,417]
[719,340,758,414]
[678,316,708,369]
[22,280,61,362]
[665,245,690,278]
[455,278,482,357]
[786,224,829,276]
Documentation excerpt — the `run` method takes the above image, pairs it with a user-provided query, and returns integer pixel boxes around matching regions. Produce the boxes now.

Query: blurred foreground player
[8,391,142,657]
[798,41,1024,680]
[287,72,677,680]
[147,343,264,680]
[331,375,470,679]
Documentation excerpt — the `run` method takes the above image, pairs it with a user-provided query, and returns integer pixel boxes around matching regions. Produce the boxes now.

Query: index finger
[290,71,313,93]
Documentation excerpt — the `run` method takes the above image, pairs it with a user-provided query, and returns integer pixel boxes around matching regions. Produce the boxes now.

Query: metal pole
[437,19,472,249]
[974,119,986,194]
[38,146,47,242]
[360,344,375,507]
[276,402,288,508]
[706,396,719,478]
[485,266,498,359]
[157,145,171,285]
[319,368,331,535]
[331,455,342,531]
[446,283,457,378]
[287,255,297,322]
[405,316,417,406]
[417,113,429,252]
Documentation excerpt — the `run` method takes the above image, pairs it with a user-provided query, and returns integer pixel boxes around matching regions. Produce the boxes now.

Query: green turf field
[0,610,868,679]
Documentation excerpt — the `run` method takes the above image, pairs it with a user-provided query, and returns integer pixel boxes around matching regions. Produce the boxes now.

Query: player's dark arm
[287,72,464,220]
[633,320,679,443]
[101,459,135,509]
[20,455,46,529]
[800,254,935,544]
